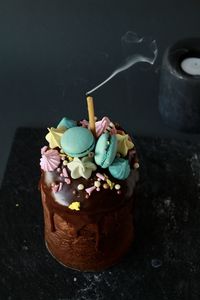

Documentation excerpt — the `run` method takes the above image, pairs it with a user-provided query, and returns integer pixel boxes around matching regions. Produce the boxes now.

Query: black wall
[0,0,200,183]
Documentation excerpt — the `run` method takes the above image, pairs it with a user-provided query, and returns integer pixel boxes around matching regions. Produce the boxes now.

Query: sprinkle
[96,173,105,181]
[85,194,89,199]
[72,190,77,195]
[58,182,63,192]
[103,183,109,189]
[57,168,61,172]
[62,167,69,178]
[67,155,73,162]
[68,202,80,211]
[106,179,115,190]
[63,160,68,166]
[94,181,101,188]
[97,178,101,181]
[65,178,71,184]
[52,184,59,193]
[134,162,140,169]
[77,184,84,191]
[115,184,121,190]
[60,173,64,177]
[96,187,100,191]
[85,186,96,195]
[117,190,121,195]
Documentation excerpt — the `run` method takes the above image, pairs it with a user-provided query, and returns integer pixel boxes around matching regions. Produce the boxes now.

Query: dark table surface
[0,128,200,300]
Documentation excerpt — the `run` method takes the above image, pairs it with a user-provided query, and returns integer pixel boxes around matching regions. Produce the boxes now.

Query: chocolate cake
[39,103,139,271]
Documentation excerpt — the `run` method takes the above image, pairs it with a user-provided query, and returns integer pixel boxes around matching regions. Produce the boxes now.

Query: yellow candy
[68,202,80,211]
[106,179,115,190]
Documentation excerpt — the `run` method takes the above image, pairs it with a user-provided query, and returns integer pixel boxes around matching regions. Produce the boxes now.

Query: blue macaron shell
[108,158,131,180]
[61,126,95,157]
[57,117,77,129]
[94,133,117,168]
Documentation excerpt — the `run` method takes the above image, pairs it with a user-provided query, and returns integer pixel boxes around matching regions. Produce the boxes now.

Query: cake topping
[40,149,61,172]
[109,158,131,180]
[77,184,85,191]
[68,202,80,211]
[116,133,134,156]
[61,127,95,157]
[45,127,65,149]
[57,117,77,129]
[40,97,139,211]
[67,157,97,179]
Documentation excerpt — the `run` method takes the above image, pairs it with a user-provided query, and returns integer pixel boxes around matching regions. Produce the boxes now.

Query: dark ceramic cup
[159,38,200,133]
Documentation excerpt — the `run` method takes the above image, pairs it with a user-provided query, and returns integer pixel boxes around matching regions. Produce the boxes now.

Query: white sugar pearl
[63,160,68,166]
[134,162,140,169]
[94,181,101,188]
[115,184,121,190]
[77,184,84,191]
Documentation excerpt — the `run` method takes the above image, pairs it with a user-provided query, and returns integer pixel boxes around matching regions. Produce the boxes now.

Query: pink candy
[96,173,105,181]
[85,186,96,195]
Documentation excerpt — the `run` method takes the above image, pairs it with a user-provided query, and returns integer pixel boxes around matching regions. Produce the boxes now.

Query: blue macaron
[94,132,117,168]
[108,158,131,180]
[61,126,95,157]
[57,117,77,129]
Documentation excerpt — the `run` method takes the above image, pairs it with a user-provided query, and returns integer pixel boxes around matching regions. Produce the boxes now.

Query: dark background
[0,0,200,184]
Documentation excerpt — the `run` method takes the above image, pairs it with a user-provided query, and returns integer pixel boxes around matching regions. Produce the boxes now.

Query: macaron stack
[39,110,139,271]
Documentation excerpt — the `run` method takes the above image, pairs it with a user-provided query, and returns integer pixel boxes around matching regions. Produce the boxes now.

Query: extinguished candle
[181,57,200,76]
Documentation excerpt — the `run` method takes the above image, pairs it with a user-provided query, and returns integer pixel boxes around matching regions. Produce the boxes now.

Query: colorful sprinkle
[117,190,121,194]
[85,186,96,195]
[52,184,59,193]
[115,184,121,190]
[96,173,105,181]
[58,182,63,192]
[68,201,80,211]
[96,187,100,192]
[63,160,68,166]
[77,184,84,191]
[62,167,69,178]
[134,162,140,169]
[94,181,101,188]
[106,179,115,190]
[103,183,109,189]
[72,190,77,195]
[65,178,71,184]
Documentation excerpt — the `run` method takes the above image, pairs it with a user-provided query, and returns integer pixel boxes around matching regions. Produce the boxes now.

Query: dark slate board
[0,128,200,300]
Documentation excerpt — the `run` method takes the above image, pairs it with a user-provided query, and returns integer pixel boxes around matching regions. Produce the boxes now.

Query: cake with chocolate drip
[39,98,139,271]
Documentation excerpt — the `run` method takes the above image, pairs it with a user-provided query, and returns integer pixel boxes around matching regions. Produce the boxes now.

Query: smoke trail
[86,32,158,95]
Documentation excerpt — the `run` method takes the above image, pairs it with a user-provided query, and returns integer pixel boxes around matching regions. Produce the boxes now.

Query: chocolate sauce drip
[49,211,55,232]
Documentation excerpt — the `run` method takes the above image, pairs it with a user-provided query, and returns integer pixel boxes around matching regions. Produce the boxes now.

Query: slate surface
[0,128,200,300]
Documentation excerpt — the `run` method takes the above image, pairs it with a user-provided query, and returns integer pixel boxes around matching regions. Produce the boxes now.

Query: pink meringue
[40,149,61,172]
[95,117,117,137]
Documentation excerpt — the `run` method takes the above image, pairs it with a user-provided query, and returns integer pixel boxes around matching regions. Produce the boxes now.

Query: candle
[181,57,200,76]
[86,96,96,137]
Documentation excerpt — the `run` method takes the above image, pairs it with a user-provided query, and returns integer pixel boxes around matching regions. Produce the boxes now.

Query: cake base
[41,185,135,272]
